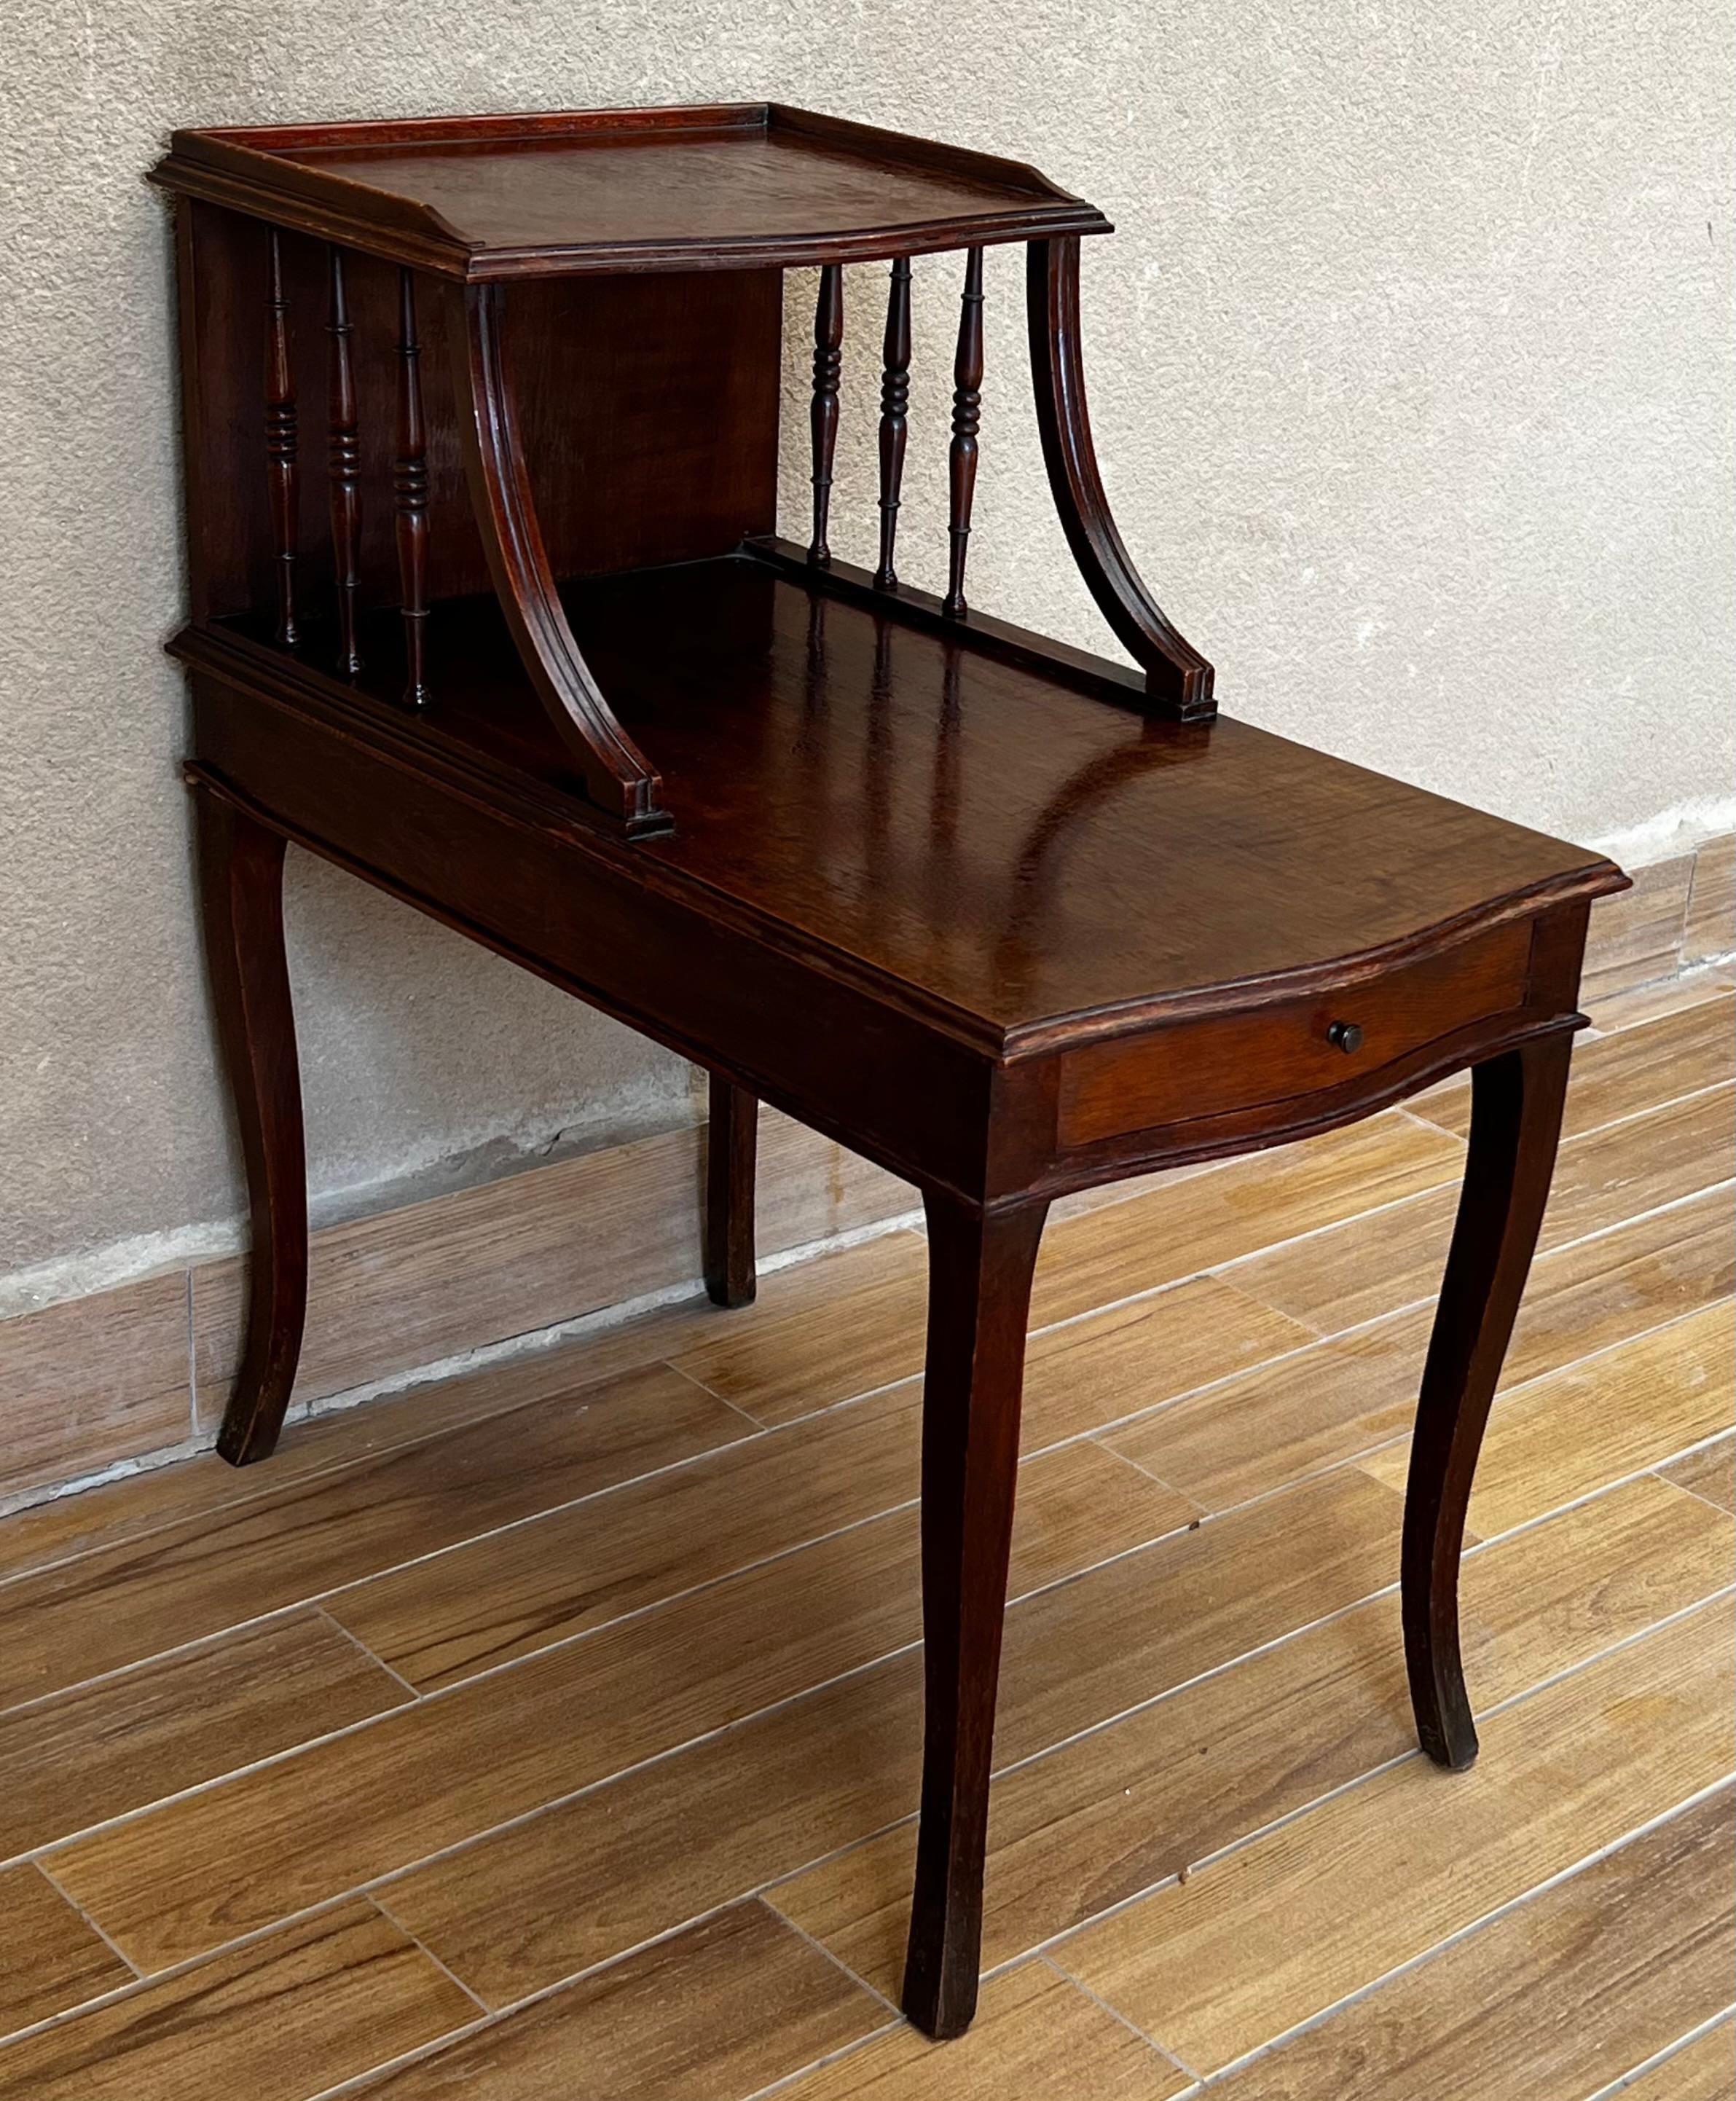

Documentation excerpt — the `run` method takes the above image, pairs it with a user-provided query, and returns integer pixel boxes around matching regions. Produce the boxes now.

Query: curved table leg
[1403,1033,1574,1767]
[196,788,308,1466]
[903,1189,1049,2040]
[704,1075,758,1308]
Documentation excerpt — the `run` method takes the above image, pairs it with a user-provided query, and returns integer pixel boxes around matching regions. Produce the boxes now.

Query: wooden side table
[152,103,1627,2039]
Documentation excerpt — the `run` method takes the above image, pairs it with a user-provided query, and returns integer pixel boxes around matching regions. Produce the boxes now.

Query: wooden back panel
[176,200,782,623]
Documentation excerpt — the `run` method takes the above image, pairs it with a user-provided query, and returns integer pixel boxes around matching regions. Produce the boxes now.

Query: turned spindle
[873,258,914,589]
[942,247,985,619]
[326,246,363,676]
[393,268,430,708]
[809,264,844,566]
[263,229,299,648]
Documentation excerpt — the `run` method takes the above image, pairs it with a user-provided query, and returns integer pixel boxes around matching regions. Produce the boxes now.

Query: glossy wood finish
[446,280,668,834]
[325,246,363,675]
[1028,237,1214,718]
[704,1075,758,1309]
[263,229,299,646]
[198,554,1614,1056]
[173,215,782,639]
[155,103,1633,2042]
[195,790,307,1466]
[150,104,1112,279]
[942,247,985,618]
[809,264,844,567]
[392,267,430,709]
[904,1190,1049,2037]
[1404,1033,1574,1767]
[1057,920,1533,1143]
[873,256,913,590]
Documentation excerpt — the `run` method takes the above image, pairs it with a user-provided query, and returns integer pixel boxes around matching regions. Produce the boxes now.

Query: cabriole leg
[195,788,308,1466]
[1403,1033,1574,1767]
[704,1074,758,1308]
[903,1189,1049,2040]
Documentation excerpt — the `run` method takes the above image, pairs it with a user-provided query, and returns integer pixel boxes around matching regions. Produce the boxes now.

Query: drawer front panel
[1057,921,1532,1147]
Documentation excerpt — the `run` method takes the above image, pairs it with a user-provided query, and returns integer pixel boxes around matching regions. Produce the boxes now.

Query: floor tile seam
[1184,1775,1736,2088]
[1211,1174,1736,1346]
[1041,1950,1208,2085]
[1,1080,1719,1593]
[366,1890,492,2014]
[292,1228,1733,1676]
[0,1209,930,1594]
[27,1579,1731,2062]
[1408,1069,1733,1150]
[10,1380,1728,1880]
[1576,2007,1736,2101]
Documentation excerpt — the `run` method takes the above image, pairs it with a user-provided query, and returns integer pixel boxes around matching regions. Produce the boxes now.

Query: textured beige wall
[1,2,1731,1289]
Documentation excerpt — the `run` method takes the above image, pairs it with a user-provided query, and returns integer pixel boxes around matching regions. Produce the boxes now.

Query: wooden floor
[1,972,1731,2100]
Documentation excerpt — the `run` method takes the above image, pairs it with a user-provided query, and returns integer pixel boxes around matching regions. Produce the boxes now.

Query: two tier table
[152,103,1627,2040]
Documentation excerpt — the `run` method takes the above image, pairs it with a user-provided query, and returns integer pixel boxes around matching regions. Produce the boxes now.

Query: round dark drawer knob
[1327,1019,1364,1054]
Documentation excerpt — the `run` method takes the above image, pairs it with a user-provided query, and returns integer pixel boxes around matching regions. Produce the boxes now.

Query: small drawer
[1056,920,1532,1147]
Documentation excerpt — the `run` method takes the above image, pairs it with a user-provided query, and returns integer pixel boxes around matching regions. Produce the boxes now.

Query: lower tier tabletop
[218,551,1617,1045]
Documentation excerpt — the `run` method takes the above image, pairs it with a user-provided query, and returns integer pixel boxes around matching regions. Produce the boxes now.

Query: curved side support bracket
[1026,237,1215,720]
[447,280,672,836]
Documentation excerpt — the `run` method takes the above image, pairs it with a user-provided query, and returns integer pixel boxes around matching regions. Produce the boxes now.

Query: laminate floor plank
[1661,1434,1736,1515]
[50,1441,1190,1974]
[1539,1085,1727,1253]
[1409,994,1735,1141]
[768,1474,1733,1998]
[672,1229,1320,1440]
[388,1469,1406,2005]
[347,1903,881,2101]
[0,1304,725,1587]
[1589,965,1734,1034]
[1616,2019,1736,2100]
[1059,1598,1735,2073]
[0,1363,742,1712]
[1499,1188,1733,1390]
[1360,1300,1734,1538]
[1205,1788,1733,2101]
[1125,1160,1734,1514]
[334,1379,931,1694]
[0,1268,192,1504]
[389,1655,927,2010]
[0,1897,474,2100]
[1016,1278,1313,1453]
[329,1276,1294,1694]
[0,1863,131,2035]
[1026,1114,1466,1331]
[1580,855,1694,1005]
[1222,1089,1733,1338]
[771,1960,1193,2100]
[1103,1316,1429,1513]
[990,1468,1407,1772]
[1218,1184,1455,1341]
[671,1120,1457,1429]
[668,1235,932,1426]
[0,1609,409,1860]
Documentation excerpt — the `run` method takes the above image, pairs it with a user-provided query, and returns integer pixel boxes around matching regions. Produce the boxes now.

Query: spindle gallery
[152,103,1625,2041]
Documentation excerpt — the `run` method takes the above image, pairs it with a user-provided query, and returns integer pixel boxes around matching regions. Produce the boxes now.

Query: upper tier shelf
[149,103,1112,278]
